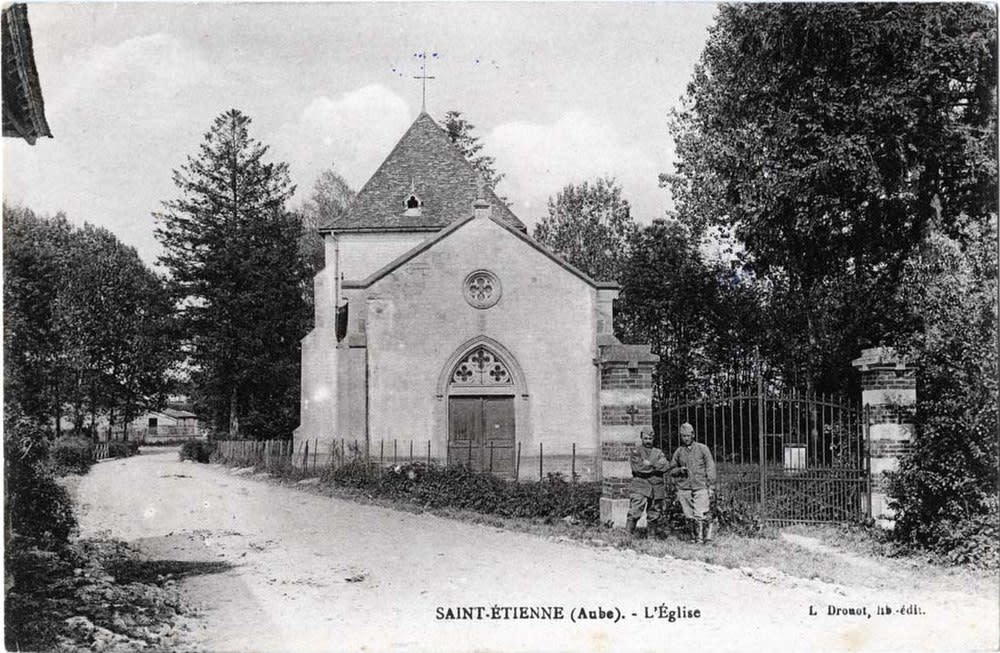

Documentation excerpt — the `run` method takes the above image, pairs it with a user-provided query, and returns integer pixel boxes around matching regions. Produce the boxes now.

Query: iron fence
[213,438,597,483]
[654,386,870,524]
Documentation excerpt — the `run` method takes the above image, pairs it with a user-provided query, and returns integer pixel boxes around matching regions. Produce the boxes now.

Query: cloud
[50,33,217,132]
[273,85,412,202]
[4,32,222,266]
[486,111,665,228]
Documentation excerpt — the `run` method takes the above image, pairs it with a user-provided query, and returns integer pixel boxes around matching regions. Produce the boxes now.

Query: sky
[3,2,719,267]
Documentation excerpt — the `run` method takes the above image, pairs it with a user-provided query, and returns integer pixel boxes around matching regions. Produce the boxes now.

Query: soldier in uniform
[667,422,717,543]
[627,429,669,537]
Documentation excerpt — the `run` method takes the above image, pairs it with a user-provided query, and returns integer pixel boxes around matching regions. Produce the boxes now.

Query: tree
[615,220,718,394]
[297,164,355,272]
[534,177,637,283]
[3,205,177,436]
[615,218,765,397]
[887,220,998,567]
[442,110,505,192]
[667,4,997,392]
[155,109,310,439]
[4,205,74,432]
[53,224,176,436]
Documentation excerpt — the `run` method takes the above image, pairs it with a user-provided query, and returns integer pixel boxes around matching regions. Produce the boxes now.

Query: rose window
[463,270,502,309]
[451,347,513,386]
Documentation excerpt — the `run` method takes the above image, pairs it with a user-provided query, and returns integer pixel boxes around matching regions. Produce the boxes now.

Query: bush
[888,223,999,569]
[325,461,602,524]
[179,439,215,463]
[107,440,139,458]
[50,437,95,475]
[5,415,77,543]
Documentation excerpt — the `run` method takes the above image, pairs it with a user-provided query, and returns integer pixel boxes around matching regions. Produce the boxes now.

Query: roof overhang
[2,4,51,144]
[341,212,620,291]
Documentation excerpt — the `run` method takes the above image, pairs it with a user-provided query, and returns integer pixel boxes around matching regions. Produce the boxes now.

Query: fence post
[756,348,767,522]
[313,438,318,472]
[427,440,431,467]
[380,440,384,466]
[571,442,576,483]
[409,440,414,462]
[393,439,397,465]
[302,440,309,468]
[516,442,521,481]
[467,439,473,468]
[539,442,543,480]
[489,441,494,473]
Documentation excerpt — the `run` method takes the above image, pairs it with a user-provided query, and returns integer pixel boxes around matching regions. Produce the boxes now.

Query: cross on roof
[413,51,436,112]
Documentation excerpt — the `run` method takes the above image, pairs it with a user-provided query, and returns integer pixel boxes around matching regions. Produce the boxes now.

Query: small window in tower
[404,193,422,216]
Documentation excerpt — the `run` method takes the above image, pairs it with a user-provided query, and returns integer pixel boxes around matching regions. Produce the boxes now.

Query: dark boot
[695,520,706,544]
[626,517,637,535]
[705,520,716,543]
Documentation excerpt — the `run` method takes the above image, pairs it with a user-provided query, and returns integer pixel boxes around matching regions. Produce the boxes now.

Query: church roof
[323,112,524,233]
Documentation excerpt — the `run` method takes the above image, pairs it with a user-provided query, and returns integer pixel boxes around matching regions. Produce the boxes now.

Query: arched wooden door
[447,346,516,474]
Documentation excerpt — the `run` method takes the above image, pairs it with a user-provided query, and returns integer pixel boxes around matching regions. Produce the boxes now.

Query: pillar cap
[852,346,911,372]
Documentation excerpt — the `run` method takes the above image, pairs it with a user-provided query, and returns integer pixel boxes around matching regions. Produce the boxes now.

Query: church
[295,110,656,500]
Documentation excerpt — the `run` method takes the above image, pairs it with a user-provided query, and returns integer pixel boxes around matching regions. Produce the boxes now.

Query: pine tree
[442,110,505,192]
[155,109,309,439]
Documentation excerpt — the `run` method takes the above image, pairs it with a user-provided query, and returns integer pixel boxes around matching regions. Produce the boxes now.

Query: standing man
[667,422,717,543]
[627,429,669,537]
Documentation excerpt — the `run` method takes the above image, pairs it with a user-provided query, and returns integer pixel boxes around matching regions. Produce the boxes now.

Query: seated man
[667,422,717,543]
[627,429,669,537]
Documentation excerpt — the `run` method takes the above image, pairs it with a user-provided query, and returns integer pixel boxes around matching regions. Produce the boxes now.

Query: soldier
[627,429,669,537]
[667,422,717,543]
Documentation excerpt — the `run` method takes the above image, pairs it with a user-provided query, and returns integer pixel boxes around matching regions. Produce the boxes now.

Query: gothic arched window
[451,347,513,387]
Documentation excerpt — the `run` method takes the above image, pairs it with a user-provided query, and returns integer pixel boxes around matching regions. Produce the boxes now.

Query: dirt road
[75,449,997,653]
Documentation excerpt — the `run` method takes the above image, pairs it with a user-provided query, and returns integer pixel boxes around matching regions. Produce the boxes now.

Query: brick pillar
[851,347,916,526]
[597,341,658,528]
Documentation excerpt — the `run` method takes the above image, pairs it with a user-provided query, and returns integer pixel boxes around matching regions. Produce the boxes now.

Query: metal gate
[654,384,870,524]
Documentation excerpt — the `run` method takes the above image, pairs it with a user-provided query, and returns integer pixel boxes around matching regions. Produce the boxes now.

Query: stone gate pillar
[597,340,658,528]
[851,347,916,526]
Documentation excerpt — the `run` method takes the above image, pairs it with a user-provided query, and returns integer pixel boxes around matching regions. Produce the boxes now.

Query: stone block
[602,460,631,479]
[871,491,895,522]
[600,497,645,529]
[600,426,645,442]
[870,456,899,475]
[869,423,915,441]
[862,388,916,408]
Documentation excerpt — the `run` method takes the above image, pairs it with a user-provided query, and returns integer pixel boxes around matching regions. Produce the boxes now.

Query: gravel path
[76,449,998,653]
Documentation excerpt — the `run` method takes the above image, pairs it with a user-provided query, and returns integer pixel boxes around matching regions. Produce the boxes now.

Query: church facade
[295,112,656,506]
